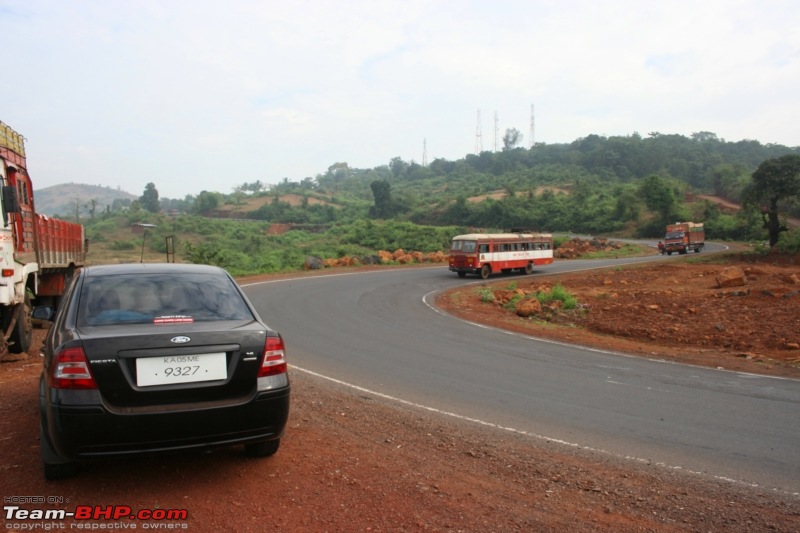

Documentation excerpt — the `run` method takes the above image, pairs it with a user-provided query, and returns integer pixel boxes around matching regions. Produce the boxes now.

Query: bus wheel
[524,262,533,275]
[480,265,491,279]
[457,271,467,278]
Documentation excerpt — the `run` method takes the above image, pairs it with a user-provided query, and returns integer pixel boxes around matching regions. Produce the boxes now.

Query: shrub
[477,287,495,303]
[536,283,578,310]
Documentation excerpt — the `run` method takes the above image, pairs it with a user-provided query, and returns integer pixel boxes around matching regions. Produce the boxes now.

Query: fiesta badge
[170,336,191,344]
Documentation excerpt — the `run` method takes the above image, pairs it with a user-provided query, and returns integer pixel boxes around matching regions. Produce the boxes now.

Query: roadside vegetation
[66,131,799,276]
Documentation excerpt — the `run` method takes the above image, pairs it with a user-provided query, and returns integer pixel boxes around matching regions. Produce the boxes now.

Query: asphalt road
[244,243,800,495]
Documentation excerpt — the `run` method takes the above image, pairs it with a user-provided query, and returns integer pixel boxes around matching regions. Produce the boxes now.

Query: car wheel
[244,439,280,457]
[8,292,32,354]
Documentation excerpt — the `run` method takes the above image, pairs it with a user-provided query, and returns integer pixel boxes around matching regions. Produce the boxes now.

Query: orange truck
[0,121,86,355]
[663,222,705,255]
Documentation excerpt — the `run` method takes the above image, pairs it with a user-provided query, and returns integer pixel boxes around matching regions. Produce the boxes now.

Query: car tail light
[258,336,287,377]
[50,347,98,389]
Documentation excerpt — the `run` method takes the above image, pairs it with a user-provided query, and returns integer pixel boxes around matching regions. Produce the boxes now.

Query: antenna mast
[422,138,428,166]
[475,109,483,153]
[529,104,535,148]
[494,111,499,151]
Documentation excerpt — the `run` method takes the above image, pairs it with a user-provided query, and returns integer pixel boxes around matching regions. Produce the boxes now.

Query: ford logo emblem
[170,336,191,344]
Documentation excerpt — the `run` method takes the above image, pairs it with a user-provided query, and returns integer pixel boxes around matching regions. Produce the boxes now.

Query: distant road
[697,194,800,228]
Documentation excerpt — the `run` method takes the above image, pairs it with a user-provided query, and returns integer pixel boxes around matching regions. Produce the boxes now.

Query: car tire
[8,292,32,354]
[244,439,280,457]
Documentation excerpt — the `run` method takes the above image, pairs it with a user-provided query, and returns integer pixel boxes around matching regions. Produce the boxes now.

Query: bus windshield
[451,240,477,253]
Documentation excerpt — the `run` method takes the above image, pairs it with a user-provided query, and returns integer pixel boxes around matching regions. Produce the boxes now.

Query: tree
[638,174,676,223]
[742,154,800,247]
[369,180,393,219]
[502,128,523,151]
[84,198,98,221]
[389,157,408,179]
[194,191,221,214]
[140,183,160,213]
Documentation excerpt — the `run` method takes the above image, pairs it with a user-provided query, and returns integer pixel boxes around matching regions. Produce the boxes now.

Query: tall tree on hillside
[389,157,408,179]
[369,180,394,219]
[502,128,523,151]
[638,174,676,224]
[140,182,160,213]
[84,198,98,221]
[742,154,800,247]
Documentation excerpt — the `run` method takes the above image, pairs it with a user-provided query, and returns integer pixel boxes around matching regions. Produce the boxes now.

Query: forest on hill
[66,131,800,275]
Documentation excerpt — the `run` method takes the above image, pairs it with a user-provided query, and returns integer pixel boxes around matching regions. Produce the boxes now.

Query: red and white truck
[663,222,705,255]
[0,121,86,355]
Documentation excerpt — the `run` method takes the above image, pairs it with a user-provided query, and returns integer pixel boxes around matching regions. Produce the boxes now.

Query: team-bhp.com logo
[4,504,189,529]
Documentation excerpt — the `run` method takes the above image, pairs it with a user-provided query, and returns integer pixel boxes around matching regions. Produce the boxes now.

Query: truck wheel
[8,292,32,354]
[524,262,533,275]
[480,265,491,279]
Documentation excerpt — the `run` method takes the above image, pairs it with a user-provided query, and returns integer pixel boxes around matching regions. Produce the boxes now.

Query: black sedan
[37,263,290,480]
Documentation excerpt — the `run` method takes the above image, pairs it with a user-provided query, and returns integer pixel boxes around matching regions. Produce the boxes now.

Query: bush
[775,229,800,254]
[536,284,578,310]
[109,240,137,251]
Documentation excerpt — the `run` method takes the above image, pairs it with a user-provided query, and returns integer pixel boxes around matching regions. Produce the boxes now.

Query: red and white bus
[448,233,554,279]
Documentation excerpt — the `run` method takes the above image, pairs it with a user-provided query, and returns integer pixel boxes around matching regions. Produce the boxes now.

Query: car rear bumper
[44,387,290,460]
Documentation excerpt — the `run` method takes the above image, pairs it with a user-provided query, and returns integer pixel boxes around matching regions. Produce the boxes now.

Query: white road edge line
[291,363,786,495]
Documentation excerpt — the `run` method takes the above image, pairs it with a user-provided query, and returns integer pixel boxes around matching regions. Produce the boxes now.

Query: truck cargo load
[0,120,86,355]
[664,222,705,255]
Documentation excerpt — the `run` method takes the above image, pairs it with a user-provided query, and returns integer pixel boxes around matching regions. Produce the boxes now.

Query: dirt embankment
[436,251,800,378]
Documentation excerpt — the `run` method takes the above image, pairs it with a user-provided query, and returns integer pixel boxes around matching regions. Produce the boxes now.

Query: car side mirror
[32,306,55,321]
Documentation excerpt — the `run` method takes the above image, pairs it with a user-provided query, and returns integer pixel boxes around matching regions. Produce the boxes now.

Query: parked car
[37,263,290,480]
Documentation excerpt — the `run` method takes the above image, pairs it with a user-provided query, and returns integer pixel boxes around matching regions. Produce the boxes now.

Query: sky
[1,0,798,200]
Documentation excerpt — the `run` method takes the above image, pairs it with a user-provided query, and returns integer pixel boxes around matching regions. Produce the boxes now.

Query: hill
[34,183,137,218]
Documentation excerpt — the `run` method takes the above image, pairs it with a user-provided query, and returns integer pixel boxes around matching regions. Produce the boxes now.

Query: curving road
[244,243,800,495]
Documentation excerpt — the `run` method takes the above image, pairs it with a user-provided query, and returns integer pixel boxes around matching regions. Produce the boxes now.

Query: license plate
[136,352,227,387]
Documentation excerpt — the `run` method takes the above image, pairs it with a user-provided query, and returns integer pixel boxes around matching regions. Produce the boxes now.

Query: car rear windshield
[77,272,255,327]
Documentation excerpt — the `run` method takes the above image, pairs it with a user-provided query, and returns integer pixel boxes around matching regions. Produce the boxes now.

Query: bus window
[479,244,489,253]
[451,240,476,253]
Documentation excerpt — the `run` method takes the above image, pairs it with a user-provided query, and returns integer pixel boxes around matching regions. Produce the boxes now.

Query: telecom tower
[475,109,483,153]
[529,104,535,148]
[494,111,499,152]
[422,138,428,166]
